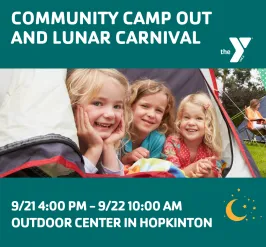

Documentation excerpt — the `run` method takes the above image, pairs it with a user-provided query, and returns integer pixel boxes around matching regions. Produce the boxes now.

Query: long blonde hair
[175,92,222,158]
[129,79,176,136]
[66,69,132,148]
[250,99,260,110]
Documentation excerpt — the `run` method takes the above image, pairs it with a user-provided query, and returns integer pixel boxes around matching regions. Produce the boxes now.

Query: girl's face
[83,79,125,140]
[132,92,167,138]
[255,103,260,110]
[179,102,206,144]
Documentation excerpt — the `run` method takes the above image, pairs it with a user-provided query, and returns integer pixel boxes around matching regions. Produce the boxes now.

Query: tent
[0,69,261,178]
[237,96,266,142]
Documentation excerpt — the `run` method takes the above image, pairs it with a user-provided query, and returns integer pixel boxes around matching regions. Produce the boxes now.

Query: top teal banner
[0,0,264,68]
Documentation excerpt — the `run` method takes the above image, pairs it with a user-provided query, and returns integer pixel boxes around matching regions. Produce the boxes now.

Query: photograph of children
[0,69,264,178]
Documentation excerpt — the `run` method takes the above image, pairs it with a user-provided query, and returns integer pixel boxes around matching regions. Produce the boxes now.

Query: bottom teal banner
[0,179,264,246]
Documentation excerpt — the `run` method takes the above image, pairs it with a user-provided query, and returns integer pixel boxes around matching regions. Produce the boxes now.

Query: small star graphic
[237,188,240,192]
[243,205,247,209]
[232,194,234,197]
[246,219,248,221]
[248,198,250,201]
[253,217,255,220]
[253,200,255,202]
[253,207,256,210]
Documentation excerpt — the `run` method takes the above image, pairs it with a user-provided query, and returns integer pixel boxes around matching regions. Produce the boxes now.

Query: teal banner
[0,0,264,67]
[0,179,265,246]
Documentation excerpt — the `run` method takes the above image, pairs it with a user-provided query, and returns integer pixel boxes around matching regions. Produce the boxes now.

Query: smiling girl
[66,69,131,175]
[163,92,223,178]
[121,79,176,165]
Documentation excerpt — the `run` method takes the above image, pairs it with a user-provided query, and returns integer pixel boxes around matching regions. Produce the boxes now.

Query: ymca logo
[220,37,252,63]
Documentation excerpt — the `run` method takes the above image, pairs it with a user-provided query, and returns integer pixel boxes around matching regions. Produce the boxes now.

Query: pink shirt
[163,135,221,177]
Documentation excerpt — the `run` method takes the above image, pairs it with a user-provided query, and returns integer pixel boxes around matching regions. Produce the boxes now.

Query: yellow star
[232,194,234,197]
[253,200,255,202]
[253,207,256,210]
[248,198,250,201]
[246,218,248,221]
[253,217,255,220]
[237,188,240,192]
[243,205,247,209]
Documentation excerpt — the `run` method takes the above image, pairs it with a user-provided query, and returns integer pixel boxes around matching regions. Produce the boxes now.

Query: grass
[245,143,266,177]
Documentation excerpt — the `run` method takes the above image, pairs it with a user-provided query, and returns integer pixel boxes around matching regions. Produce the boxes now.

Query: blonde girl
[163,92,223,178]
[121,79,176,165]
[66,69,131,175]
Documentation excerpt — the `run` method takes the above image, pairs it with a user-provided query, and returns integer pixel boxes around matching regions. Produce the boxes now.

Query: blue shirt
[123,131,166,159]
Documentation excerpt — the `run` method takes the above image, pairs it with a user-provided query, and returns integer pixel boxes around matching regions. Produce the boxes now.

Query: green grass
[245,143,266,177]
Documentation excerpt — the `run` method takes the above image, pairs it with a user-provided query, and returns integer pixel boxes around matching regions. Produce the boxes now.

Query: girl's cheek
[159,115,164,123]
[88,116,94,126]
[115,111,123,120]
[132,108,138,116]
[84,105,94,114]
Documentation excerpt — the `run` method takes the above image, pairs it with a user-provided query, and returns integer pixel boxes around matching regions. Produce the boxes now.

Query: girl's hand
[197,159,213,175]
[185,158,212,178]
[192,157,216,178]
[122,147,150,165]
[104,116,125,146]
[75,105,103,154]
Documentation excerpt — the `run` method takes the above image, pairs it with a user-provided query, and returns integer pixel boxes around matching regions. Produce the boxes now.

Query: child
[66,69,132,175]
[121,79,176,165]
[163,92,223,178]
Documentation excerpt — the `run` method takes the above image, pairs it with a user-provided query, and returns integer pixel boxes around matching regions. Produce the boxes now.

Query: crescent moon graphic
[226,199,246,221]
